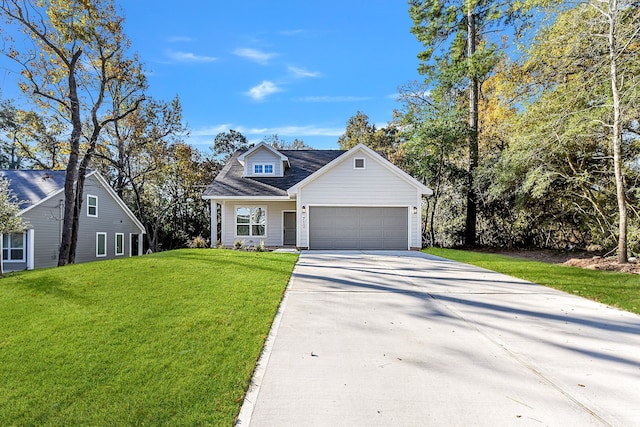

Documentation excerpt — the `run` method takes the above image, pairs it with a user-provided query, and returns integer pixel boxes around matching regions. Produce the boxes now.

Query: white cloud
[190,124,344,139]
[243,125,344,137]
[246,81,283,101]
[166,50,217,63]
[190,124,234,137]
[288,66,321,78]
[279,29,305,36]
[167,36,194,43]
[294,95,373,103]
[234,48,278,65]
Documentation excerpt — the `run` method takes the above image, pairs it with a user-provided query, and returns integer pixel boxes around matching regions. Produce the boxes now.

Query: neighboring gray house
[1,169,145,272]
[203,143,433,250]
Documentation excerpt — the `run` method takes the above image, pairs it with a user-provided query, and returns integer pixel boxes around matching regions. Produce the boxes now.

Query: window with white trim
[96,232,107,257]
[115,233,124,256]
[236,207,266,237]
[2,232,25,262]
[87,195,98,217]
[253,163,275,175]
[354,158,365,169]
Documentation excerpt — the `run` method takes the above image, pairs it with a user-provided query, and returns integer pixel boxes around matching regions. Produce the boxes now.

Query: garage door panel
[383,238,407,249]
[334,239,359,249]
[309,207,408,250]
[383,216,406,227]
[341,228,359,239]
[360,207,383,216]
[313,215,336,228]
[335,207,357,216]
[360,216,383,227]
[358,238,385,250]
[340,218,359,227]
[361,228,384,239]
[313,238,339,248]
[383,229,404,238]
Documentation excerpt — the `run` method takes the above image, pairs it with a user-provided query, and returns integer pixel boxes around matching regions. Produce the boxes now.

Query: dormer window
[253,163,275,175]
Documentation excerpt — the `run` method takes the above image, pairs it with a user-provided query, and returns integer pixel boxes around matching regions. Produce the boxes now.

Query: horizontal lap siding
[245,147,283,176]
[20,174,143,269]
[221,201,296,247]
[299,151,422,248]
[75,175,142,262]
[23,201,65,269]
[301,154,416,204]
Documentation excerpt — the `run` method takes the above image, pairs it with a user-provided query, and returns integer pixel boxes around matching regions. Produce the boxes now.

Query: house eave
[202,195,293,201]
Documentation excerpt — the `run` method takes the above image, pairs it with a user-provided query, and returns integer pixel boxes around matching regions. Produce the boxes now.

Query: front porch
[209,200,297,248]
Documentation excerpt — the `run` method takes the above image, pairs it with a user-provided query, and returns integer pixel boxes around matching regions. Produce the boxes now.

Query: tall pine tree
[408,0,538,246]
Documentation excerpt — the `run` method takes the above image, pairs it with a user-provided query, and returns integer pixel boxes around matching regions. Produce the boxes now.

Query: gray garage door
[309,207,408,250]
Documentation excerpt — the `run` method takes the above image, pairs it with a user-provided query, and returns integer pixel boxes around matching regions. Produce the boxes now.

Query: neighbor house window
[87,195,98,217]
[96,232,107,257]
[115,233,124,256]
[236,207,266,237]
[354,158,365,169]
[2,232,25,262]
[253,163,275,175]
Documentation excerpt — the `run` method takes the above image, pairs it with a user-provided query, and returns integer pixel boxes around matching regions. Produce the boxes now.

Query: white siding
[245,146,284,176]
[297,150,422,248]
[221,200,296,247]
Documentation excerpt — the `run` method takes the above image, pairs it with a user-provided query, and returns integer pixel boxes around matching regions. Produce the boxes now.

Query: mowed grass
[0,249,298,426]
[425,248,640,315]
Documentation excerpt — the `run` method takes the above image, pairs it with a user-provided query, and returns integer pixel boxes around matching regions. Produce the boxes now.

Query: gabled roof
[287,143,433,196]
[203,149,346,198]
[237,142,290,167]
[0,169,68,211]
[0,169,145,233]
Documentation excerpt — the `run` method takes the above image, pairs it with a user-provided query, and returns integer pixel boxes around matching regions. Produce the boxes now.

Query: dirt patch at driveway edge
[476,248,640,274]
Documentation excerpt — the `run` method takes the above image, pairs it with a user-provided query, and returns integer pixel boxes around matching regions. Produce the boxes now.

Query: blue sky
[120,1,425,150]
[0,1,425,151]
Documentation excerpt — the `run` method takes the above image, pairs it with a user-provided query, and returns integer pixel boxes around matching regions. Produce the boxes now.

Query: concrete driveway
[237,251,640,426]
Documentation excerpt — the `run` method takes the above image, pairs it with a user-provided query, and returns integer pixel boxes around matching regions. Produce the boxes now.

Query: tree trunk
[608,0,627,263]
[429,194,438,246]
[68,168,86,264]
[465,1,479,247]
[57,50,83,267]
[69,134,98,263]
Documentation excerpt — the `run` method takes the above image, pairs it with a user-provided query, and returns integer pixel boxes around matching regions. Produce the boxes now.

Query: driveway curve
[238,251,640,426]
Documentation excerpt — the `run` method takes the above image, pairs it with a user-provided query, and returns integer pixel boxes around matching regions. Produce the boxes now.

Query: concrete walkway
[238,251,640,426]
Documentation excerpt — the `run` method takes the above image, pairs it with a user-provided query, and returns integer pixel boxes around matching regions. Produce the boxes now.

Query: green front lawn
[425,248,640,315]
[0,249,298,426]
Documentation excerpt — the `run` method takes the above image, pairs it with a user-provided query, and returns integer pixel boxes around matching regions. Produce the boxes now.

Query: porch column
[210,200,217,247]
[138,233,143,256]
[27,229,35,270]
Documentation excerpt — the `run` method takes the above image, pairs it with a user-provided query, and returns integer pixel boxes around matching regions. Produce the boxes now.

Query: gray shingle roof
[0,169,67,210]
[203,149,346,198]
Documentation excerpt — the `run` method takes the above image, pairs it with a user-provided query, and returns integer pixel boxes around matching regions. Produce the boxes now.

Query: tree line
[339,1,640,261]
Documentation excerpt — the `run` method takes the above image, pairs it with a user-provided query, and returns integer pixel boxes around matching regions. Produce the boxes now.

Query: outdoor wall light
[302,206,306,214]
[412,206,418,214]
